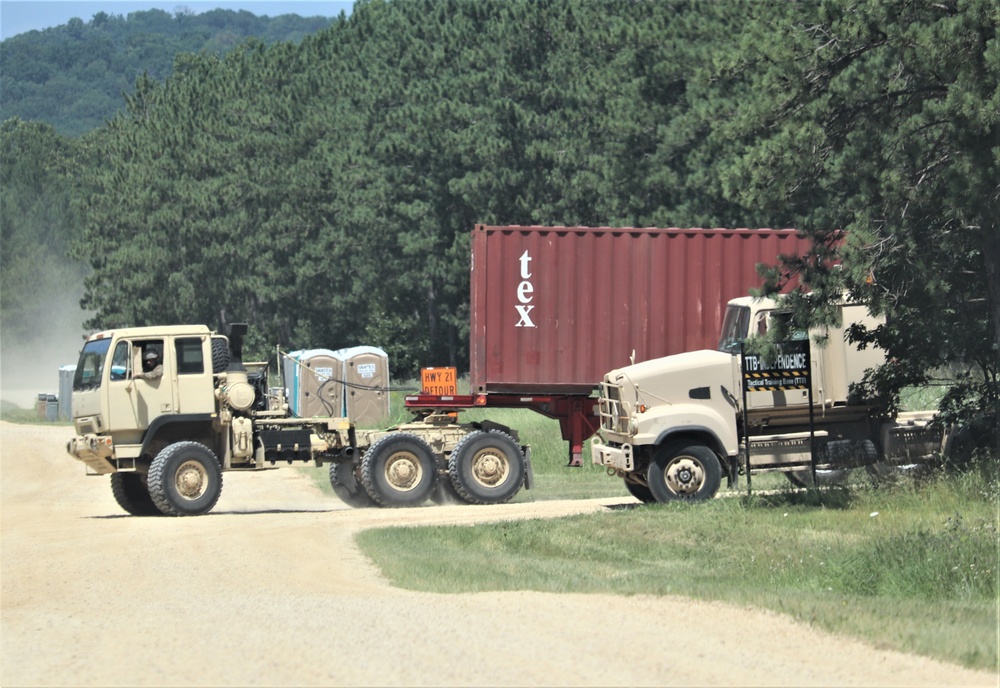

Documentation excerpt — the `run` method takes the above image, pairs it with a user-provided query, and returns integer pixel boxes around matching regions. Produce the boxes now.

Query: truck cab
[68,325,226,474]
[592,295,939,502]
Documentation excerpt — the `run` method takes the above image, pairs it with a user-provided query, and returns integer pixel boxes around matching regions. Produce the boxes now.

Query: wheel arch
[651,429,730,472]
[139,414,218,461]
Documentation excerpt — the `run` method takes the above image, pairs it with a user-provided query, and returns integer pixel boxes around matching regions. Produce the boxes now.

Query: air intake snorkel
[220,323,255,411]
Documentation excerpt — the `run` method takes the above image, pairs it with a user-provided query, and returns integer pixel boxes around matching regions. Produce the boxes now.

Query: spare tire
[211,337,231,374]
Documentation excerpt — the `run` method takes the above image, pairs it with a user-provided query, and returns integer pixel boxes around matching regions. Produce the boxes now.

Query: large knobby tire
[329,461,376,508]
[448,430,526,505]
[211,337,231,374]
[647,441,722,503]
[148,442,223,516]
[361,433,437,507]
[110,472,163,516]
[623,477,656,504]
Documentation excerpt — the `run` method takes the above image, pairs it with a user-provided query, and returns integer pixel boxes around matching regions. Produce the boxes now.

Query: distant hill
[0,8,339,137]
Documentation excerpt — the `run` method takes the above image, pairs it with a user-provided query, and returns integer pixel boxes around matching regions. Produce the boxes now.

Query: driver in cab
[134,348,163,381]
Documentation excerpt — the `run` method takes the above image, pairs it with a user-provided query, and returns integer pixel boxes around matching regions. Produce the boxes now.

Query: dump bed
[469,225,813,395]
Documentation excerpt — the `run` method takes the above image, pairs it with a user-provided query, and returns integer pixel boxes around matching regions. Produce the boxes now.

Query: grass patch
[356,471,1000,671]
[0,400,66,424]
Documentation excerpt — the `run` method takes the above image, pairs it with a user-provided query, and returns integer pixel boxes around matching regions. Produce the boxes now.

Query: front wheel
[148,442,223,516]
[647,441,722,503]
[361,433,437,507]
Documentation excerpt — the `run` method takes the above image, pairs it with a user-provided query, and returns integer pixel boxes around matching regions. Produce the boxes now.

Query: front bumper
[67,434,117,474]
[591,436,633,471]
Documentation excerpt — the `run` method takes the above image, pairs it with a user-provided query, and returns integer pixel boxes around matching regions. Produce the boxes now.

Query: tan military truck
[591,296,946,502]
[66,324,361,515]
[67,324,530,515]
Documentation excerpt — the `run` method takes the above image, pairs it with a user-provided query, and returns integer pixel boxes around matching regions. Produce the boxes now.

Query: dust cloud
[0,293,90,410]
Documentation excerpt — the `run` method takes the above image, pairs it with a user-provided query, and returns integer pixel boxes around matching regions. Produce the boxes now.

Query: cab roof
[85,324,218,342]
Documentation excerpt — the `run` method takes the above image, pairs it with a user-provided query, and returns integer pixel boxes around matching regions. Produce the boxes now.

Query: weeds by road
[356,469,1000,672]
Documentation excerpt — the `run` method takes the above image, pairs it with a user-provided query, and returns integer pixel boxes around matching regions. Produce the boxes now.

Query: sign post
[740,340,814,492]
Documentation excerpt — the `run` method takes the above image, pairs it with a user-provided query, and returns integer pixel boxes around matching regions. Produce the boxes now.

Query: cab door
[107,337,175,445]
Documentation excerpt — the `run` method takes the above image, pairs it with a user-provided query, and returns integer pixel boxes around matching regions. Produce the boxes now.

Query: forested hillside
[0,8,337,136]
[1,0,996,431]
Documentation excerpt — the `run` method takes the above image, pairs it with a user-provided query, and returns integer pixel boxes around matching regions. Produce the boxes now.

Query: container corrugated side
[470,225,814,394]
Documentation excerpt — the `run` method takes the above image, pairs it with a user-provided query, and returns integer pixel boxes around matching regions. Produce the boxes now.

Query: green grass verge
[354,469,999,672]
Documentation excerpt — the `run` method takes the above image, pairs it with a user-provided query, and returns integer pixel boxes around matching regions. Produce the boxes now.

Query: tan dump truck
[66,323,529,515]
[591,296,947,502]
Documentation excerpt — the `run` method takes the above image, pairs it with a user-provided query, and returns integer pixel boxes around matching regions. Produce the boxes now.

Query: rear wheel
[329,461,375,508]
[647,441,722,502]
[148,442,223,516]
[361,433,436,507]
[448,430,526,505]
[110,472,162,516]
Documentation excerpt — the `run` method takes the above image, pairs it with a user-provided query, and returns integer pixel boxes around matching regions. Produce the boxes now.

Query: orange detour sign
[420,367,457,396]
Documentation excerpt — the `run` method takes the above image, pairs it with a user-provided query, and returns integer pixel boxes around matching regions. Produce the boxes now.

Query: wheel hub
[385,452,421,491]
[472,450,509,488]
[664,457,704,495]
[175,460,208,500]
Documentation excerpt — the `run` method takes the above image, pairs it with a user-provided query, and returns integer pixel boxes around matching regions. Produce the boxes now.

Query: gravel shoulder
[2,421,996,687]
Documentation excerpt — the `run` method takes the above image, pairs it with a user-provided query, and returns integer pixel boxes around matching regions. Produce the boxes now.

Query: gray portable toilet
[58,365,76,421]
[45,394,58,422]
[284,349,345,418]
[338,346,389,427]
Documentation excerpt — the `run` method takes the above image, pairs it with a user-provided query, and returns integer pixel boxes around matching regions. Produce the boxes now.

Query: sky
[0,0,355,40]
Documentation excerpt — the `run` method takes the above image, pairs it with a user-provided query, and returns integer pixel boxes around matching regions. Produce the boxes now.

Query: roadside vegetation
[354,460,999,672]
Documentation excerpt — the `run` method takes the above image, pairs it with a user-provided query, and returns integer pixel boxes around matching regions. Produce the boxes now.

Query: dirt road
[1,421,995,687]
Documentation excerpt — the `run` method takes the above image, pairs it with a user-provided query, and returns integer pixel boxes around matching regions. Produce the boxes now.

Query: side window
[110,341,130,380]
[135,340,164,371]
[176,338,205,375]
[718,306,751,353]
[755,311,769,336]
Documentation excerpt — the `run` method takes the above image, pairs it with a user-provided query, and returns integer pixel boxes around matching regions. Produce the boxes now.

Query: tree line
[0,7,337,136]
[1,0,996,438]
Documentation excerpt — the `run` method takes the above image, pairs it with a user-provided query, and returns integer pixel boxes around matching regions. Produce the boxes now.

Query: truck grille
[597,382,630,434]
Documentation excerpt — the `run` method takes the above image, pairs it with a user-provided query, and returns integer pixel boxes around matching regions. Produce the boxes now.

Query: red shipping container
[470,225,814,395]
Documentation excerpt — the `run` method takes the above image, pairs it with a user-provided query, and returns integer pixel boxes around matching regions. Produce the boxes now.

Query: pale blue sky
[0,1,355,40]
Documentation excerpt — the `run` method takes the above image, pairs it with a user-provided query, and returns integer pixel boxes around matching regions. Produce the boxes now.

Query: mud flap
[523,446,535,490]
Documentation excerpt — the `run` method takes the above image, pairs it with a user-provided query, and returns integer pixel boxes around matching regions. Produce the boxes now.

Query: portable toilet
[45,394,59,422]
[338,346,389,427]
[282,350,302,410]
[58,365,76,420]
[283,349,345,417]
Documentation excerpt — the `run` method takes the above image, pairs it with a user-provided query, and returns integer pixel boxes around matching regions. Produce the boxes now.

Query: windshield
[72,339,112,391]
[718,305,750,353]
